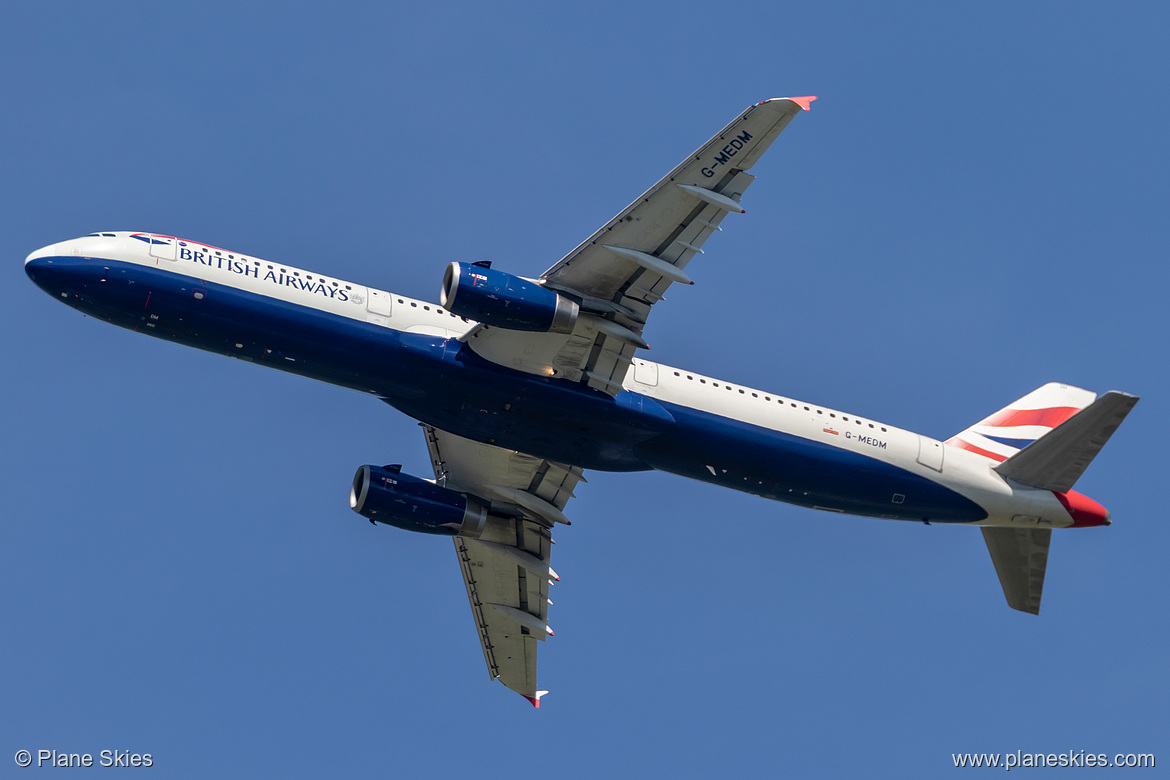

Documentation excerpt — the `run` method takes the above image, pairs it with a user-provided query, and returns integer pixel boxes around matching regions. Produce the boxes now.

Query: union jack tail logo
[946,382,1096,463]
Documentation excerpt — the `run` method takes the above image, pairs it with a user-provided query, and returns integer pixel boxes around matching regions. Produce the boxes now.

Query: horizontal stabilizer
[982,527,1051,615]
[994,392,1139,492]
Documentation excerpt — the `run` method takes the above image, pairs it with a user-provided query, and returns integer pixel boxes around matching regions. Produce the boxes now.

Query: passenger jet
[24,97,1138,707]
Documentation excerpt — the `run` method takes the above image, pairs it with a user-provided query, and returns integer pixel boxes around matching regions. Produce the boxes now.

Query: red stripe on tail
[981,407,1081,429]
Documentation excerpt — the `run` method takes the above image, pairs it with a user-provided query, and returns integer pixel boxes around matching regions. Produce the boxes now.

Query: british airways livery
[24,98,1137,706]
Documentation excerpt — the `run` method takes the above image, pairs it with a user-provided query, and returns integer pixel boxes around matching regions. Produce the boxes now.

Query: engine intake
[350,464,487,537]
[441,261,578,333]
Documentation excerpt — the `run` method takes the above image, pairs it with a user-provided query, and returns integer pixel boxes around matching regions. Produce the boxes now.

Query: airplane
[24,97,1138,707]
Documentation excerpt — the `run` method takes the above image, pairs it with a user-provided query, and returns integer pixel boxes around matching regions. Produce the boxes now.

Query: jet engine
[350,464,487,537]
[441,261,578,333]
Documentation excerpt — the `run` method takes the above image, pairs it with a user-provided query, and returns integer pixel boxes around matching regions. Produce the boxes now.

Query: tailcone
[1055,490,1111,528]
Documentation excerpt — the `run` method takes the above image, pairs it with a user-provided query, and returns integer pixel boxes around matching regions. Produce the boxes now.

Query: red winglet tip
[523,690,549,708]
[786,96,817,111]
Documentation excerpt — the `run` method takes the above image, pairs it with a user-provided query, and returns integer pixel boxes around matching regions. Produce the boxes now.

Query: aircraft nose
[24,241,90,296]
[25,239,85,290]
[24,249,55,286]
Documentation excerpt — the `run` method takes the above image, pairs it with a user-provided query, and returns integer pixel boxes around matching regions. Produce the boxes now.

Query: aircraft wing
[463,96,815,394]
[421,424,584,706]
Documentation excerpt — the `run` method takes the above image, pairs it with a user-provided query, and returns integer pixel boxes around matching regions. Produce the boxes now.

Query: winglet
[523,690,549,708]
[784,96,817,111]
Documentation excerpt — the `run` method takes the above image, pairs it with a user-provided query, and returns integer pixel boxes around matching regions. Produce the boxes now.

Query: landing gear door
[150,234,177,261]
[917,435,944,472]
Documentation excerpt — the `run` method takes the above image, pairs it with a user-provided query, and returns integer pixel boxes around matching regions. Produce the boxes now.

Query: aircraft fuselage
[25,233,1102,530]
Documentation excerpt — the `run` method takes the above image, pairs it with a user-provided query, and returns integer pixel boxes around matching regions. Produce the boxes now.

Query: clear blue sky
[3,1,1166,777]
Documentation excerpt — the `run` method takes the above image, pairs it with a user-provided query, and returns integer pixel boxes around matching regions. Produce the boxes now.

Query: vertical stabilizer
[947,383,1096,463]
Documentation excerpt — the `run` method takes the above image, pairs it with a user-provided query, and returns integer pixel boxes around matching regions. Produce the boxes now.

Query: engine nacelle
[441,261,578,333]
[350,464,487,538]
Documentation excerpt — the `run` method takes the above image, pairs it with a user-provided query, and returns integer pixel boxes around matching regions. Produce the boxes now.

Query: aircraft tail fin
[969,386,1138,616]
[994,391,1139,493]
[946,383,1098,464]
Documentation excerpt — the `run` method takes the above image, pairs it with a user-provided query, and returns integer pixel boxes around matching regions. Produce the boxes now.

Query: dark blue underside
[27,256,986,523]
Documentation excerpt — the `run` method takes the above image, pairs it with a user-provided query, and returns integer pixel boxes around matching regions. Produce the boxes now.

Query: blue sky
[3,1,1167,776]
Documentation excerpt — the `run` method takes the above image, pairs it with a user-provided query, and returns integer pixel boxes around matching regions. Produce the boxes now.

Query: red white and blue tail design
[946,383,1097,463]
